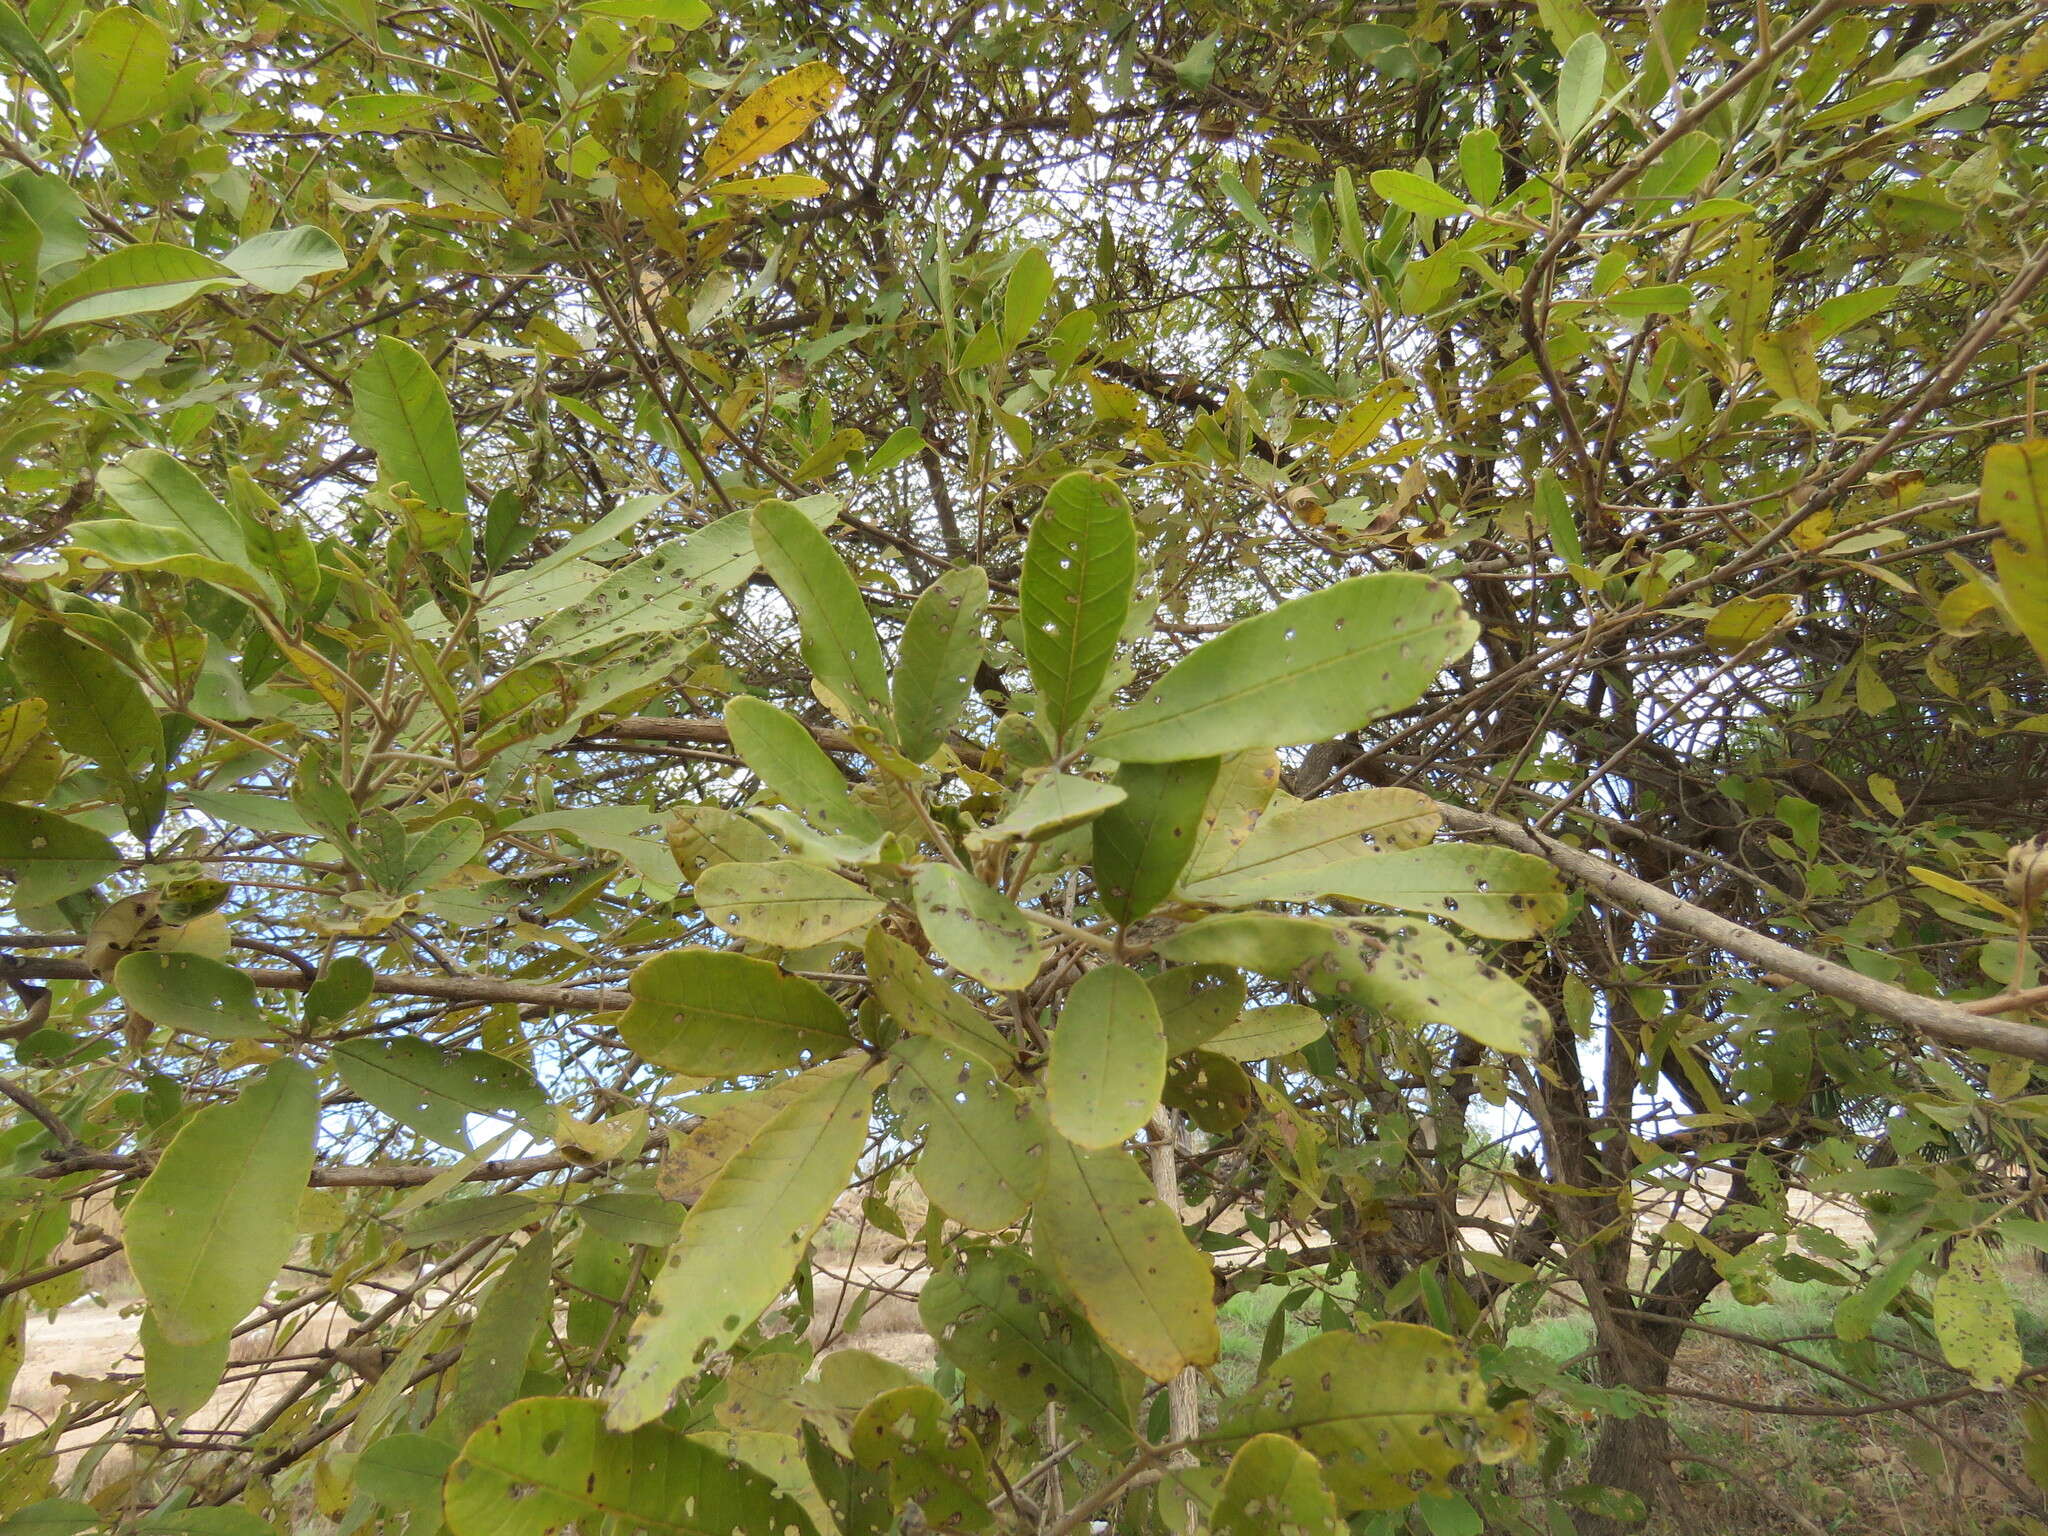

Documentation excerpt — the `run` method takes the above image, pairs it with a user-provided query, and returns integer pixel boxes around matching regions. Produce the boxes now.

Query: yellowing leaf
[1752,319,1820,409]
[1988,27,2048,102]
[698,62,847,182]
[1985,439,2048,671]
[1218,1326,1489,1512]
[1702,593,1797,652]
[500,120,546,219]
[709,172,832,201]
[125,1062,318,1344]
[1324,380,1415,463]
[1046,964,1166,1149]
[1907,865,2018,923]
[1035,1136,1218,1381]
[609,1058,876,1428]
[1934,1237,2020,1390]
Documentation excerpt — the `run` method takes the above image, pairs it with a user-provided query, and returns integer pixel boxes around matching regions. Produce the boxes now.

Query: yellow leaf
[698,62,846,182]
[1985,439,2048,670]
[709,172,832,201]
[1788,508,1832,551]
[1086,373,1146,424]
[1702,593,1796,651]
[1935,1237,2021,1390]
[1324,379,1417,463]
[500,121,545,219]
[1866,774,1904,819]
[1854,662,1895,716]
[1752,320,1820,409]
[1906,865,2019,923]
[1988,27,2048,102]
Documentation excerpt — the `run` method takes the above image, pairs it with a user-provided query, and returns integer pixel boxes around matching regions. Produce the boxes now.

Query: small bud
[2006,833,2048,910]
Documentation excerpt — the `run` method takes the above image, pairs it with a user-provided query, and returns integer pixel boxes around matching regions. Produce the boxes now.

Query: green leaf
[849,1383,993,1530]
[1987,439,2048,671]
[1180,787,1441,899]
[436,1235,555,1441]
[0,4,69,109]
[1206,1004,1328,1061]
[124,1061,318,1345]
[1194,843,1568,939]
[70,7,168,130]
[892,1034,1045,1229]
[113,952,271,1040]
[620,949,852,1076]
[1092,574,1478,762]
[404,1193,541,1250]
[141,1311,227,1420]
[921,1245,1136,1448]
[0,183,42,319]
[11,616,164,830]
[1703,593,1798,652]
[304,955,376,1024]
[356,1434,457,1526]
[579,0,710,23]
[524,507,804,658]
[99,450,275,601]
[696,859,883,948]
[39,244,236,328]
[667,805,783,881]
[891,564,988,762]
[352,336,466,515]
[1093,756,1221,924]
[1556,33,1607,142]
[1217,1326,1487,1512]
[0,803,121,906]
[911,863,1045,992]
[1457,129,1503,205]
[1047,963,1166,1149]
[864,928,1013,1059]
[1002,247,1054,347]
[965,772,1125,850]
[446,1397,816,1536]
[1835,1235,1938,1343]
[518,491,674,582]
[1150,965,1247,1055]
[1212,1434,1339,1536]
[1035,1135,1218,1381]
[221,227,347,294]
[609,1059,875,1428]
[751,500,893,734]
[725,696,881,840]
[334,1039,548,1148]
[1020,472,1137,749]
[1369,169,1468,219]
[1934,1236,2020,1390]
[1158,913,1546,1054]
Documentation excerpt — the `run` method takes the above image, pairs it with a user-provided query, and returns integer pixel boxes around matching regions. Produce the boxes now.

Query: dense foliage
[3,0,2048,1530]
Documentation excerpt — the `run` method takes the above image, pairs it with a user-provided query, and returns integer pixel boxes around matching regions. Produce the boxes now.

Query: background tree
[2,0,2048,1532]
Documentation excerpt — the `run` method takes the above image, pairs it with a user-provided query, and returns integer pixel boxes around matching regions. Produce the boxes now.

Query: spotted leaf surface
[1216,1326,1489,1512]
[891,1033,1046,1230]
[608,1058,876,1429]
[620,949,852,1076]
[445,1396,814,1536]
[1034,1136,1218,1381]
[1092,574,1478,763]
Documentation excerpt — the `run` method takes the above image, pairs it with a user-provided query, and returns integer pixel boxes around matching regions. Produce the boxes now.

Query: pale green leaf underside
[1093,574,1478,762]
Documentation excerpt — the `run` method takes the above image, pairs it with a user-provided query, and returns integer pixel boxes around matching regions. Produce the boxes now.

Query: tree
[2,0,2048,1529]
